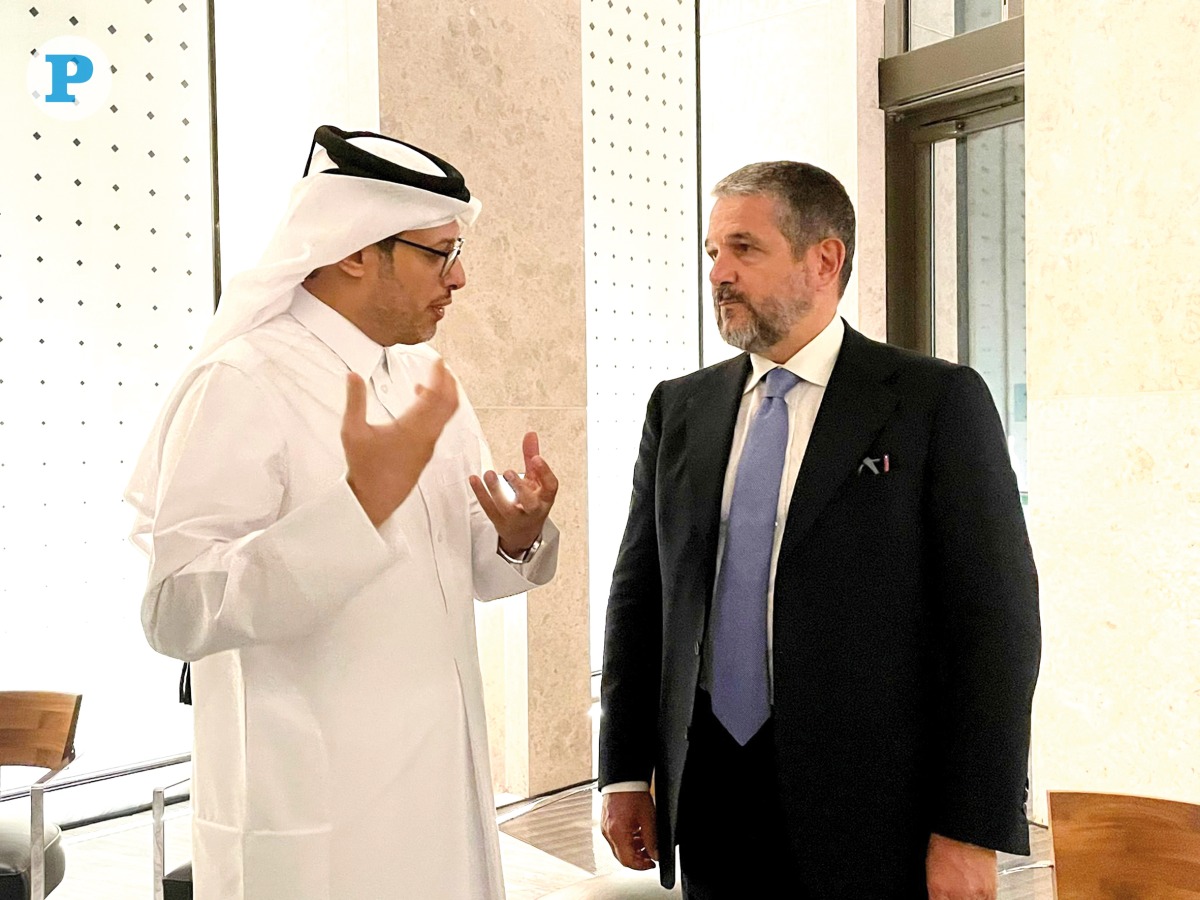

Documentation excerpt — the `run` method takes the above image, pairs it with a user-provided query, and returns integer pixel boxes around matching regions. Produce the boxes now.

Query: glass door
[930,122,1027,493]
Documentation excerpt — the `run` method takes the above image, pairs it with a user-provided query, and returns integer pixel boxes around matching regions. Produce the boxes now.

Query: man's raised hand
[470,431,558,557]
[342,358,459,527]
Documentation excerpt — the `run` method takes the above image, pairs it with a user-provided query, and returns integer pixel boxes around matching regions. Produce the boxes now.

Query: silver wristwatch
[496,533,543,564]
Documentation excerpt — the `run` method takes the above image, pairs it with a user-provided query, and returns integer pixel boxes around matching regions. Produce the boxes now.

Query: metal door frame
[880,8,1024,353]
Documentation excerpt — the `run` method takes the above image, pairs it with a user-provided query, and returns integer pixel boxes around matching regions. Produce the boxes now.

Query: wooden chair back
[0,692,82,772]
[1049,790,1200,899]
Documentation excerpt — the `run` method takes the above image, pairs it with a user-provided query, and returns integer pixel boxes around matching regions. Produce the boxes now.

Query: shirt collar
[745,315,845,394]
[289,285,385,378]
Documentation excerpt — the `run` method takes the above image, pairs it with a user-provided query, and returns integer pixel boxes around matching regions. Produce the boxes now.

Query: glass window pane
[930,121,1027,494]
[909,0,1010,50]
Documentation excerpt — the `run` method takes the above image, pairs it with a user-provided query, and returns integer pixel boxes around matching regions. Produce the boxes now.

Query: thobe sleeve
[141,362,395,661]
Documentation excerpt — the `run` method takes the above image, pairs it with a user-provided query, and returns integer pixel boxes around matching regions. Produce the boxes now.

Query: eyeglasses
[385,235,464,278]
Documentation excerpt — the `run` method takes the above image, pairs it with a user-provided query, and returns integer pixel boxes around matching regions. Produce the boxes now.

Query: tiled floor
[45,787,1054,899]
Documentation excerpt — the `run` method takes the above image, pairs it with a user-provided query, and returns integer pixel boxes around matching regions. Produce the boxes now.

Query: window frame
[880,9,1024,353]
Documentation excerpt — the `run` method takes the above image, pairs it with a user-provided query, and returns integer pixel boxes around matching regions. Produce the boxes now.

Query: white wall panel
[0,0,215,800]
[212,0,380,287]
[583,0,700,665]
[699,0,878,360]
[0,0,381,821]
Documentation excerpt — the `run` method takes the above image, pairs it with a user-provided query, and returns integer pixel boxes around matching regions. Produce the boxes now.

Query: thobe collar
[289,285,386,378]
[743,314,845,394]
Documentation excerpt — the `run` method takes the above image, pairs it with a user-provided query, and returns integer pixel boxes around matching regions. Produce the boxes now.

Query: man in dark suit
[598,162,1040,900]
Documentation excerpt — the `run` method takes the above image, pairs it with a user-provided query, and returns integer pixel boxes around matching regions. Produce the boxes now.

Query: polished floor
[45,787,1054,899]
[498,787,1055,899]
[50,799,593,900]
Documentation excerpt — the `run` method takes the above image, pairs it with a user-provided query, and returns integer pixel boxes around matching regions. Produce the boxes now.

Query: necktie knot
[763,367,800,399]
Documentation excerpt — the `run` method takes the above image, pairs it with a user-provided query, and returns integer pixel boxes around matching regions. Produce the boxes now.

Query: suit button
[693,641,700,656]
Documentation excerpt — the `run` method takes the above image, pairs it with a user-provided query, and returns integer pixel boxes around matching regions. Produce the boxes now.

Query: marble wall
[1025,0,1200,818]
[376,0,592,796]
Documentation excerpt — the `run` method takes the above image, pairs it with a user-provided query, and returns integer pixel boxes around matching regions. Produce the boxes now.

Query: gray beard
[718,307,786,353]
[713,285,805,354]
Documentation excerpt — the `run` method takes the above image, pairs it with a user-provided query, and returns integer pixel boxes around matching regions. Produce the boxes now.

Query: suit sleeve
[598,383,666,789]
[926,366,1041,854]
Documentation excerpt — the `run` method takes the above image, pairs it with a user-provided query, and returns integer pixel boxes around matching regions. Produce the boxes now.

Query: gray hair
[713,161,856,295]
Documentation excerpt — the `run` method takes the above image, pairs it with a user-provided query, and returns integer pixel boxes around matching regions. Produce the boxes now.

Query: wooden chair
[0,692,82,900]
[1049,790,1200,899]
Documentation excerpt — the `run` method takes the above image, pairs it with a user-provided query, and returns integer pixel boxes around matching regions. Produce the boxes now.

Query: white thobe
[140,287,558,900]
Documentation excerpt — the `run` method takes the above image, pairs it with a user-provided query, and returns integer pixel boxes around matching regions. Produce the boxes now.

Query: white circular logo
[27,36,113,121]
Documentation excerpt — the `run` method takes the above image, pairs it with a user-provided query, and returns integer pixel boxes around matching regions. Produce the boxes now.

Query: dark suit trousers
[676,691,802,900]
[677,693,929,900]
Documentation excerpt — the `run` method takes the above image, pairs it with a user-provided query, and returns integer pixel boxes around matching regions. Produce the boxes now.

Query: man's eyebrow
[707,230,759,247]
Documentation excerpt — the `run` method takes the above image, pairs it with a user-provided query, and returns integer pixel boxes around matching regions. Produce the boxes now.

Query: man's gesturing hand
[342,359,459,528]
[470,432,558,557]
[601,791,659,871]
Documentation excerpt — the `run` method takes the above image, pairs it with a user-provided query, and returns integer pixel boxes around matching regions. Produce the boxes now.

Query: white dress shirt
[604,315,845,795]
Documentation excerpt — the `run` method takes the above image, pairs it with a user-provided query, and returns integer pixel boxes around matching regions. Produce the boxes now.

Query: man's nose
[708,253,734,286]
[445,258,466,290]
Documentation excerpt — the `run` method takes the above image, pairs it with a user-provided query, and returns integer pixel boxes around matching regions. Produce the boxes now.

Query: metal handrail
[495,780,595,826]
[2,753,189,900]
[29,756,74,900]
[0,753,190,803]
[153,776,193,900]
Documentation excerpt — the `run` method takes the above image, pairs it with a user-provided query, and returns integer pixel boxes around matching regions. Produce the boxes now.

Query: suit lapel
[683,354,750,594]
[780,326,898,550]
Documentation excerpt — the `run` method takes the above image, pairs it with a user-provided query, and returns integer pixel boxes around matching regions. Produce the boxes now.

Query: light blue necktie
[710,366,800,745]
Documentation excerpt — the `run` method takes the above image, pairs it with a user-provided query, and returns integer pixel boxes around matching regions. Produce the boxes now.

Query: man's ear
[810,238,846,292]
[335,249,369,279]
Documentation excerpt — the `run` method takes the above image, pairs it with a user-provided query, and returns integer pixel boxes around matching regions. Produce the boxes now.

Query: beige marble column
[854,0,888,340]
[1025,0,1200,820]
[376,0,591,796]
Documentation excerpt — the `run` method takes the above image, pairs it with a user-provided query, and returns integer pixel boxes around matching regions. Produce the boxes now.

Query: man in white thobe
[127,126,558,900]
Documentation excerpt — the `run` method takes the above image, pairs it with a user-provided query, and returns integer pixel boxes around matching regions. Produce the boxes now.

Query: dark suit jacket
[598,323,1041,895]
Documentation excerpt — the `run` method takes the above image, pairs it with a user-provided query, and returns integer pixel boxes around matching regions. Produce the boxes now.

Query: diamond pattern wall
[583,0,700,664]
[0,0,214,791]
